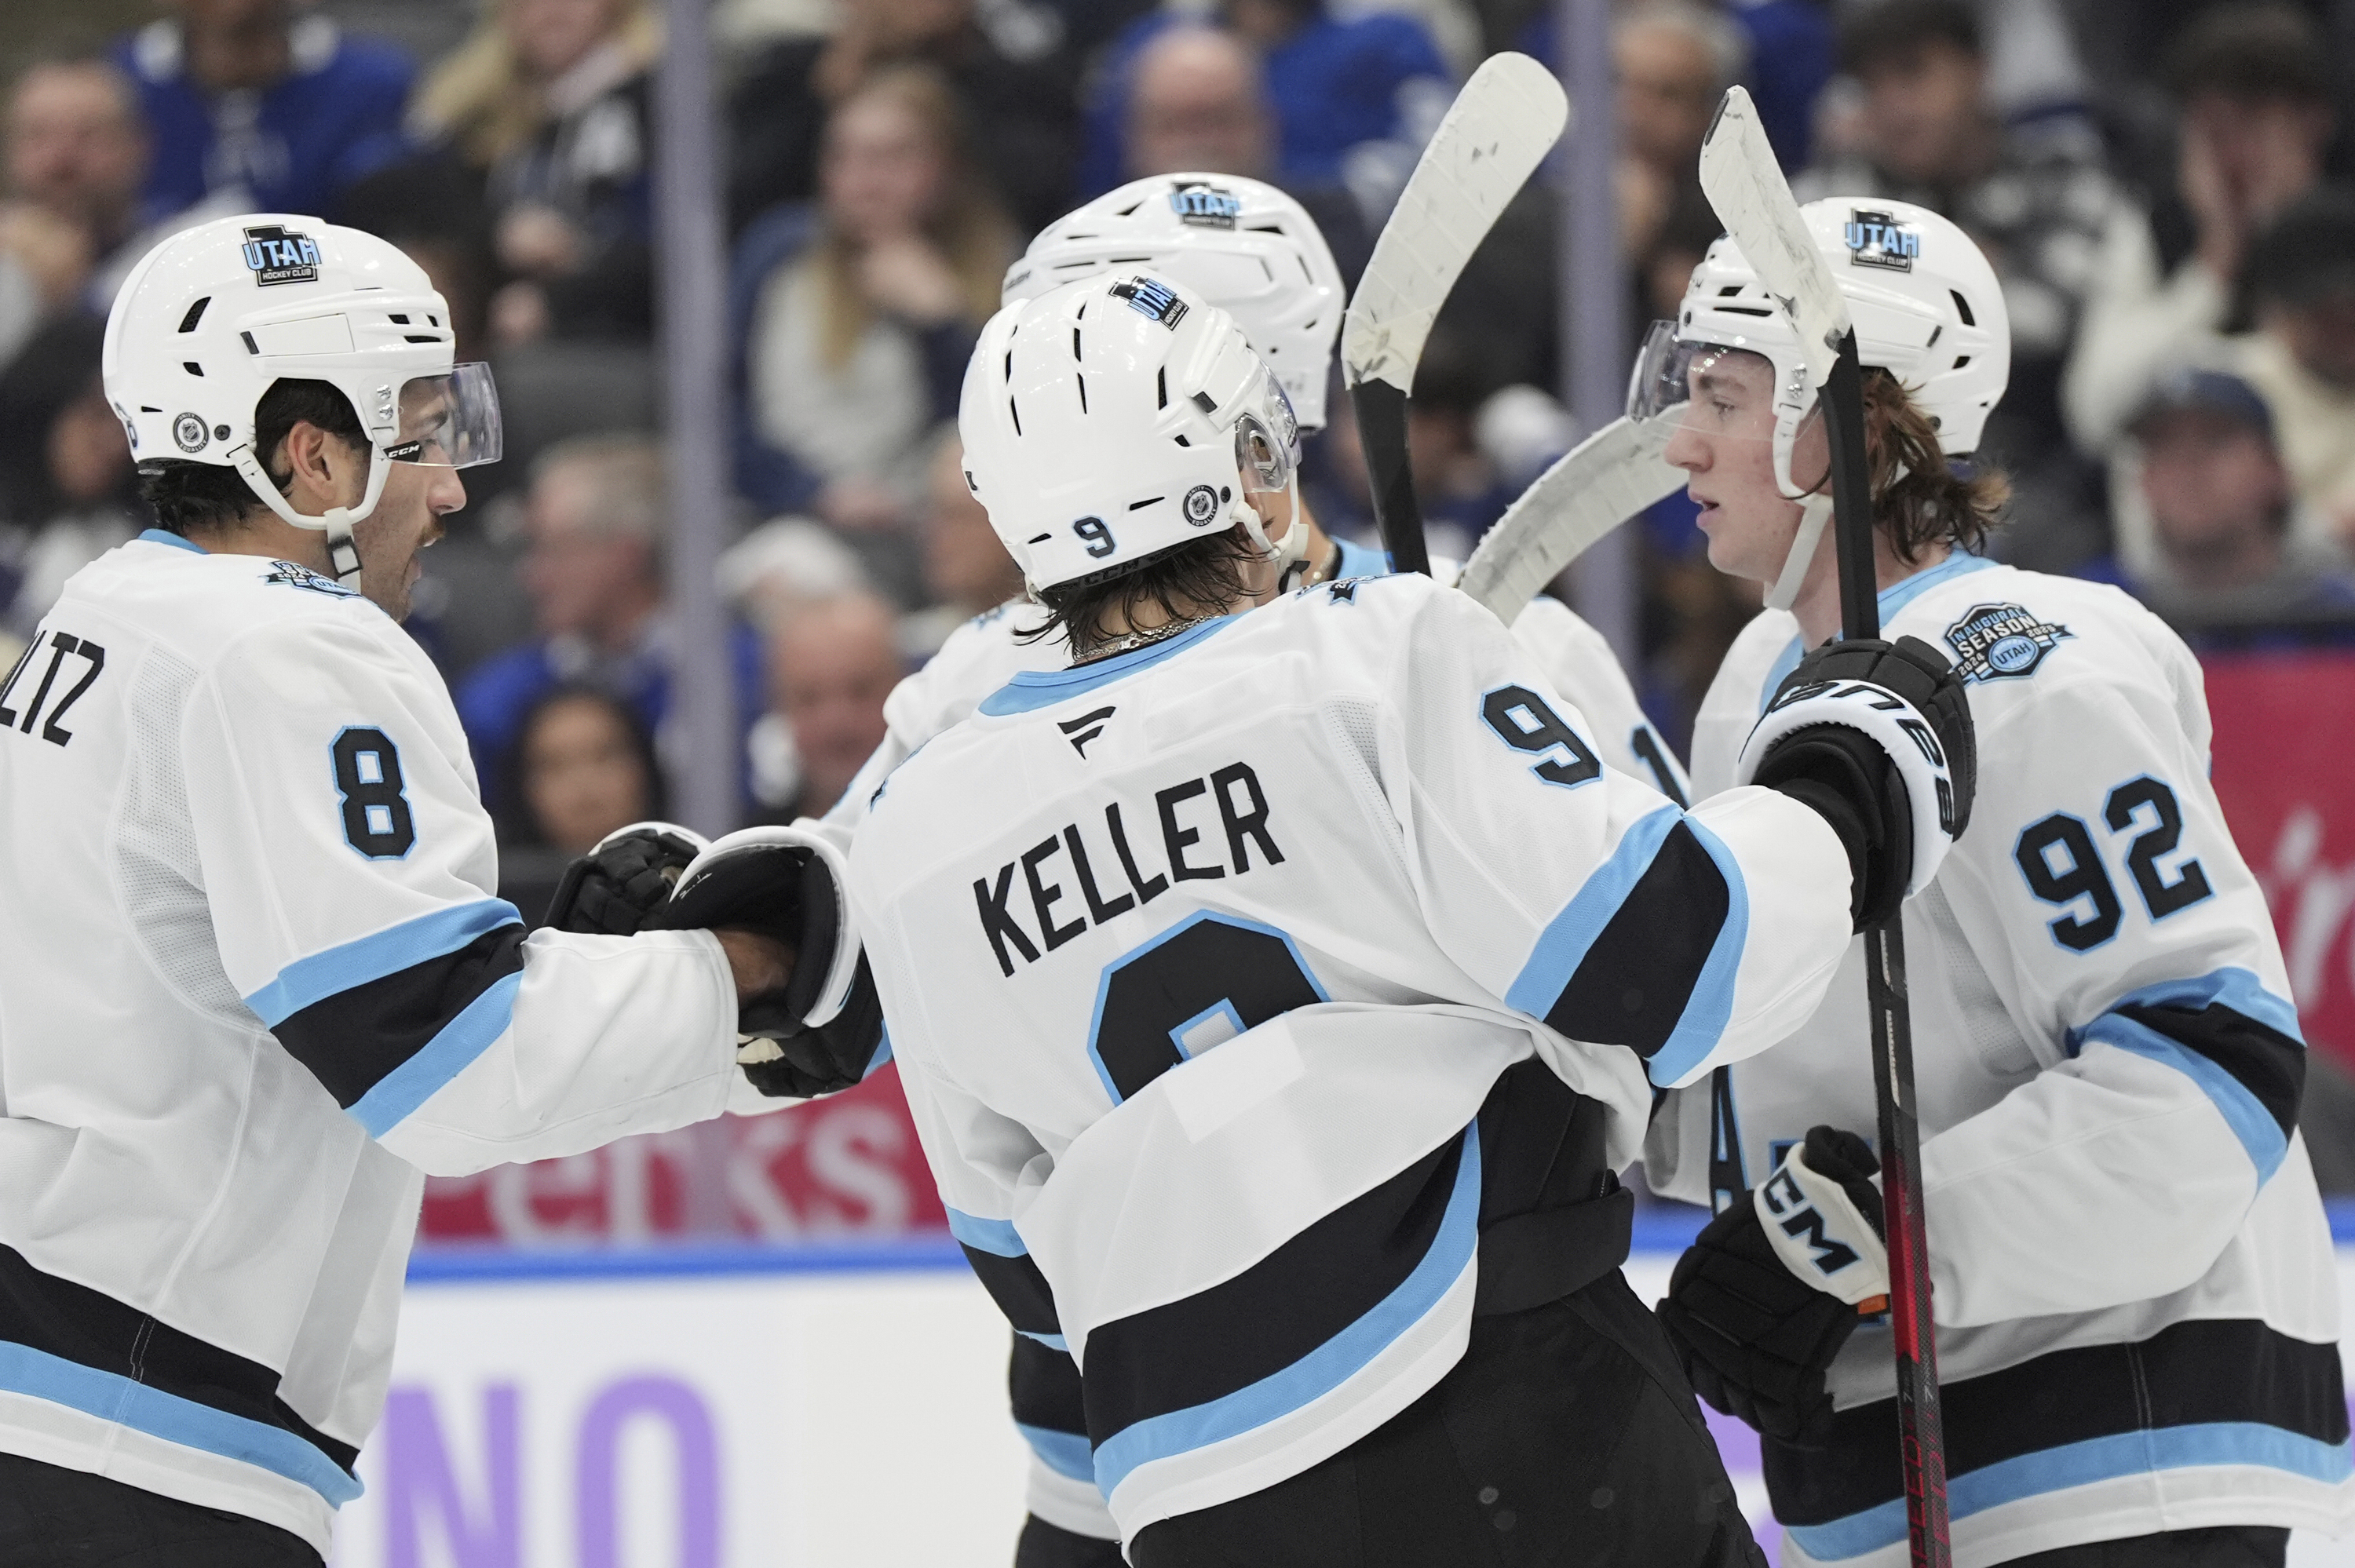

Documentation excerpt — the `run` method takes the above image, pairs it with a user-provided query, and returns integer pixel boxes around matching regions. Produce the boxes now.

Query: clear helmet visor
[387,362,502,468]
[1626,319,1795,452]
[1232,365,1301,500]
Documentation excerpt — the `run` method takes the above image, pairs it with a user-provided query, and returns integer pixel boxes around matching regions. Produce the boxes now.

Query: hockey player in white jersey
[0,217,814,1563]
[843,268,1978,1566]
[1638,199,2354,1566]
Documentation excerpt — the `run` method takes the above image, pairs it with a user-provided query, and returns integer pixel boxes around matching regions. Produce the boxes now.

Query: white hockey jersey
[0,533,755,1553]
[824,536,1692,1535]
[846,571,1855,1544]
[829,536,1692,833]
[1649,552,2353,1566]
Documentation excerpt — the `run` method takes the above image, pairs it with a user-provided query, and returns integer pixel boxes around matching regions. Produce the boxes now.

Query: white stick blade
[1695,86,1846,384]
[1456,415,1684,624]
[1342,52,1569,393]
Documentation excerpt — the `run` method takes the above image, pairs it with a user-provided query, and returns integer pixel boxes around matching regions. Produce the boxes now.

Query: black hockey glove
[1736,635,1977,929]
[648,826,884,1099]
[543,822,710,935]
[1656,1126,1889,1446]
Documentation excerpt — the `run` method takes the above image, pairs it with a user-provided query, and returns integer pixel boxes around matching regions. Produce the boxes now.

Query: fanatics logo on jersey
[1110,275,1189,330]
[173,413,209,453]
[241,224,322,286]
[1169,183,1242,230]
[1058,706,1115,757]
[263,560,359,597]
[1943,601,2069,683]
[1844,210,1919,272]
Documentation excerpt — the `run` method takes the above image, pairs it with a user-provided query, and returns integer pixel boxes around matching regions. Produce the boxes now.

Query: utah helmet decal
[1108,275,1190,330]
[1168,181,1243,231]
[1843,209,1919,273]
[241,224,322,287]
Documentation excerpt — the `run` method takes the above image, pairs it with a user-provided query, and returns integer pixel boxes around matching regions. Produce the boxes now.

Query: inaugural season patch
[241,224,321,286]
[264,560,358,597]
[1943,601,2069,683]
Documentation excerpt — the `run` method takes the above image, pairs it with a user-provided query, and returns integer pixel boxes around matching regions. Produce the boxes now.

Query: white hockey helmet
[102,214,502,587]
[1627,197,2006,606]
[1000,173,1344,432]
[960,272,1302,595]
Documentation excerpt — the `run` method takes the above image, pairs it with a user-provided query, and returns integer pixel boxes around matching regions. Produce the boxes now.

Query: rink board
[330,1227,2355,1568]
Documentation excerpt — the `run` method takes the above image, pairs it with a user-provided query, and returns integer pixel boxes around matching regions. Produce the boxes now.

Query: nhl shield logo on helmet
[1183,485,1219,525]
[1844,209,1919,272]
[240,224,322,286]
[172,413,208,453]
[1168,182,1242,230]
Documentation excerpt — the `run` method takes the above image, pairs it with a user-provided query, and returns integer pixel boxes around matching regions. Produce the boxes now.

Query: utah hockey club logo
[1844,210,1919,272]
[1058,706,1115,757]
[263,560,357,597]
[1169,183,1241,229]
[1943,601,2069,683]
[241,224,321,286]
[1110,275,1189,330]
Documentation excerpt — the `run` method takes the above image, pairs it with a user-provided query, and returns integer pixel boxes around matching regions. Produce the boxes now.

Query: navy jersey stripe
[1765,1316,2349,1533]
[0,1243,358,1498]
[1084,1131,1468,1446]
[271,923,527,1114]
[963,1247,1062,1340]
[1543,821,1732,1062]
[1010,1332,1089,1453]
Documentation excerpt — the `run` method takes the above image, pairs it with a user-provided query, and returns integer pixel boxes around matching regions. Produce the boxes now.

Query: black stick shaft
[1350,377,1431,577]
[1822,334,1952,1568]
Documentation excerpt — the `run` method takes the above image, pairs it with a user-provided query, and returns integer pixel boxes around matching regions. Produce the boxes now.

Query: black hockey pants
[2003,1526,2288,1566]
[0,1452,321,1565]
[1129,1267,1764,1568]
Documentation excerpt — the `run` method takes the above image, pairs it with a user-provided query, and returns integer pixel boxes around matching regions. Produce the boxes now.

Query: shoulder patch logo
[1844,209,1918,272]
[1320,578,1367,605]
[1169,182,1241,229]
[263,560,359,597]
[1943,601,2069,683]
[1108,275,1189,330]
[241,224,322,287]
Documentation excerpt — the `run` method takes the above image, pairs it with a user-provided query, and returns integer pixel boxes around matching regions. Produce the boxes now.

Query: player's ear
[277,420,366,506]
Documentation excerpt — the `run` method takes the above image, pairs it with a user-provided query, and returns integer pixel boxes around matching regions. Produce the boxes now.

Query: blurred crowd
[5,0,2355,894]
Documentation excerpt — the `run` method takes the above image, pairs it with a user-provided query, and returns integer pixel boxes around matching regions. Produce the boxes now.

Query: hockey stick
[1455,414,1682,624]
[1697,86,1954,1568]
[1342,51,1568,577]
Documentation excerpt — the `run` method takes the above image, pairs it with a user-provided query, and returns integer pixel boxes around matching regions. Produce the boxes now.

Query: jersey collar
[1758,552,1999,715]
[140,528,206,555]
[977,613,1244,717]
[1331,535,1389,579]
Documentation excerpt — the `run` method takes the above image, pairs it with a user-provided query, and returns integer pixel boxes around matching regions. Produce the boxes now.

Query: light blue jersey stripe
[1017,1422,1097,1482]
[0,1342,361,1505]
[1091,1128,1482,1499]
[2087,967,2305,1045]
[2074,1014,2288,1183]
[138,528,206,555]
[1017,1329,1069,1352]
[1787,1424,2352,1562]
[1506,806,1681,1021]
[1642,813,1751,1087]
[243,899,520,1027]
[945,1206,1028,1258]
[1758,553,1999,716]
[348,971,523,1137]
[977,616,1243,717]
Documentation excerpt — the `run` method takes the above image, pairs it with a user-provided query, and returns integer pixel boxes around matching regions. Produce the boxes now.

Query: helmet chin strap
[1765,492,1832,613]
[1238,483,1309,589]
[230,443,392,589]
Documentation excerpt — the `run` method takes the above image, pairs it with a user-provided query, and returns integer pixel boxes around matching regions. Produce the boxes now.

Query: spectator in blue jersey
[114,0,412,223]
[455,434,764,812]
[409,0,664,346]
[2093,366,2355,640]
[1076,2,1450,218]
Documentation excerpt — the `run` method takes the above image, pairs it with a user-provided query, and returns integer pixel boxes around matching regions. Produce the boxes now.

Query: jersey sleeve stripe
[2090,967,2306,1045]
[2072,1012,2298,1184]
[1017,1421,1097,1482]
[1505,806,1746,1085]
[1084,1128,1480,1498]
[944,1205,1028,1256]
[271,924,527,1115]
[345,969,525,1138]
[242,896,521,1027]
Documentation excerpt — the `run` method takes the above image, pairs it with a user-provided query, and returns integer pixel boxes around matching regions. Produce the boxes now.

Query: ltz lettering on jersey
[973,760,1283,976]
